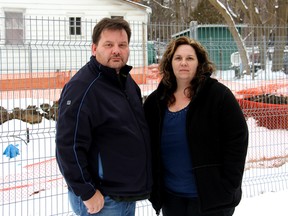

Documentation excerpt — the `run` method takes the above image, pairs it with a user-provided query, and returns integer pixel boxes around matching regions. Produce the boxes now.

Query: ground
[246,94,288,104]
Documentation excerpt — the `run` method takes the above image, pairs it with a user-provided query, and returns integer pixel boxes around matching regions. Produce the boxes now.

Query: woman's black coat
[143,76,249,214]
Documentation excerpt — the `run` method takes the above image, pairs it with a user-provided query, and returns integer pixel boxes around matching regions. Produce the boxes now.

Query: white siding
[0,0,150,73]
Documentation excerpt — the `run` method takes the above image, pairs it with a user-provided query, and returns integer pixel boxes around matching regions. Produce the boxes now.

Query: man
[56,17,152,216]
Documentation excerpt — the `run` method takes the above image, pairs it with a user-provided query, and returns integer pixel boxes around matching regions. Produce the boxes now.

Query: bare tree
[141,0,287,73]
[146,0,200,24]
[209,0,287,74]
[271,0,288,72]
[208,0,251,74]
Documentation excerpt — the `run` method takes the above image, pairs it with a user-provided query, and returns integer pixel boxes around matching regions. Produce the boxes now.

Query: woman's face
[172,44,198,82]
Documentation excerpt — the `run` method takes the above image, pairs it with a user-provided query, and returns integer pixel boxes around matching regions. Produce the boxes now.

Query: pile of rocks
[0,101,59,125]
[246,94,288,105]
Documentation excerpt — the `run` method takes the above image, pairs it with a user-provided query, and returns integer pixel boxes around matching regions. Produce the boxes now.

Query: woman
[143,36,248,216]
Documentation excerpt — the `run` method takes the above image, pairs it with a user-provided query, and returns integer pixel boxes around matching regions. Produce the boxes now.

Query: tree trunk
[271,0,288,72]
[208,0,250,74]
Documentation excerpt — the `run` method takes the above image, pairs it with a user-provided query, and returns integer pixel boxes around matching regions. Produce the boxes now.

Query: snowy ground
[1,116,288,215]
[1,66,288,215]
[234,188,288,216]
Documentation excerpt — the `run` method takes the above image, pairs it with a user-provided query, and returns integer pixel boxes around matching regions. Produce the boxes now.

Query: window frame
[69,16,82,36]
[4,11,24,45]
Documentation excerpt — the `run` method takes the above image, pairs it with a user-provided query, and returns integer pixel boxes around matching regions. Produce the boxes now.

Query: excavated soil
[245,94,288,105]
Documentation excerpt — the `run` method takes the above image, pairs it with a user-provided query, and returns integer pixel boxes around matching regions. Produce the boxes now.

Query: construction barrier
[237,83,288,129]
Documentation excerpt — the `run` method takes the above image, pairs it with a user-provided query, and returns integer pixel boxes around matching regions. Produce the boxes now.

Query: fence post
[28,42,32,74]
[189,21,198,40]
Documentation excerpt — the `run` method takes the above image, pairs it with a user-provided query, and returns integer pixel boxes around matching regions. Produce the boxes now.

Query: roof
[121,0,152,14]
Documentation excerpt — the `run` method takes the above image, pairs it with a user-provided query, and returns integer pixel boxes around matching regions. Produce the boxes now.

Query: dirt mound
[245,94,288,105]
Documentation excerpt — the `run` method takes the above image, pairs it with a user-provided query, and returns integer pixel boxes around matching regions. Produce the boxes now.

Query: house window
[69,17,81,35]
[5,12,24,45]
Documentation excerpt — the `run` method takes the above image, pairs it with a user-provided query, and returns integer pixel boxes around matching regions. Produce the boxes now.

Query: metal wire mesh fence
[0,17,287,215]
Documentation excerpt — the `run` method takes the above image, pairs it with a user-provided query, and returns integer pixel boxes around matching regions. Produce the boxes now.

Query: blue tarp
[3,144,20,159]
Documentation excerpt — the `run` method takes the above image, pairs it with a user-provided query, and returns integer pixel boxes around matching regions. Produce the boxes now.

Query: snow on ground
[234,189,288,216]
[1,65,288,215]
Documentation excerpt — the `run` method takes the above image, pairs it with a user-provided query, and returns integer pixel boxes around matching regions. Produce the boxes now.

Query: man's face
[92,29,130,73]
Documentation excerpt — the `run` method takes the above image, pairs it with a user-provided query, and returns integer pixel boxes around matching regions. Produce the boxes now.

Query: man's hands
[83,190,104,214]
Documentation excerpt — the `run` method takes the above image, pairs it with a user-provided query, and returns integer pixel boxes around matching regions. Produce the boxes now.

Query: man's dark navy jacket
[56,56,152,201]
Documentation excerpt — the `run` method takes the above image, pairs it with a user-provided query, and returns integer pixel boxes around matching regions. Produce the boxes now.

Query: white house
[0,0,152,73]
